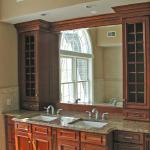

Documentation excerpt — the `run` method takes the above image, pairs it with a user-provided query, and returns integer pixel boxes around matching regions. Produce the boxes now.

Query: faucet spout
[44,105,55,115]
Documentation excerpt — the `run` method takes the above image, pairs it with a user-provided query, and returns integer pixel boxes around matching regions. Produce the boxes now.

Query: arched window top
[60,29,92,54]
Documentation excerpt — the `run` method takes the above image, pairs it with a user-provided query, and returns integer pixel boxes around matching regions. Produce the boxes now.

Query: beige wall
[89,25,123,104]
[0,22,19,150]
[0,0,94,20]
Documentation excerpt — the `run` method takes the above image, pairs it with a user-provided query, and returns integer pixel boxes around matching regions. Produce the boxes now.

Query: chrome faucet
[92,108,99,120]
[44,105,55,115]
[75,98,80,104]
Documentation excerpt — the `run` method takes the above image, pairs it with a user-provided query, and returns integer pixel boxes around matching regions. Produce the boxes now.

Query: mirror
[59,24,123,107]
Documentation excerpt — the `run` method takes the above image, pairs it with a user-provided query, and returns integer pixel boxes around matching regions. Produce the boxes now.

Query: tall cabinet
[16,20,59,110]
[114,3,150,121]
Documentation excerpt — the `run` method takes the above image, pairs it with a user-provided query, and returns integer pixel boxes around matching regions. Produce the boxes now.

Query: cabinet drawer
[57,128,79,141]
[81,143,106,150]
[114,131,143,144]
[81,132,106,146]
[15,122,31,132]
[124,109,150,121]
[32,125,51,135]
[114,143,143,150]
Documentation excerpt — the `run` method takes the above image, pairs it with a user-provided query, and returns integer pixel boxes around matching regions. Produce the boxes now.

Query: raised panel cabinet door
[57,140,80,150]
[15,134,32,150]
[32,136,52,150]
[81,143,106,150]
[114,143,143,150]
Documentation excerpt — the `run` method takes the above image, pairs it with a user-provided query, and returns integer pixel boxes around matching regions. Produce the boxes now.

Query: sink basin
[30,115,58,122]
[70,120,108,128]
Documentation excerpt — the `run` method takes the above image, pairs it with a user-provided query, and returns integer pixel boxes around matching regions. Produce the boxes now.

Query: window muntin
[60,29,92,54]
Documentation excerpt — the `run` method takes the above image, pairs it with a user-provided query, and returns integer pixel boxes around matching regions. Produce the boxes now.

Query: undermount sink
[30,115,58,122]
[69,119,108,128]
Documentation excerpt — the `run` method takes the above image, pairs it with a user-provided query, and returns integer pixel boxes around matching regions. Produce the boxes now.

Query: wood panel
[15,134,32,150]
[114,131,143,144]
[57,128,79,142]
[5,116,15,150]
[81,132,106,146]
[144,134,150,150]
[81,143,106,150]
[57,139,80,150]
[52,13,121,32]
[114,143,143,150]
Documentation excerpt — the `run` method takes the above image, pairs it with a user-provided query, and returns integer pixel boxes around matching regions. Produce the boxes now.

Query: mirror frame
[53,11,123,114]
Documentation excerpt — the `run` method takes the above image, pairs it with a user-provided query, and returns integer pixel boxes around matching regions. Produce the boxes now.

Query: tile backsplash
[0,86,19,113]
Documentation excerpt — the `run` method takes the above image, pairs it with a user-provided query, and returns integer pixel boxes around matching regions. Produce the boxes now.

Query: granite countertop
[4,110,150,134]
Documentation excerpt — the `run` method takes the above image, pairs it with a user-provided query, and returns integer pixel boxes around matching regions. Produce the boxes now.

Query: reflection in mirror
[59,25,123,107]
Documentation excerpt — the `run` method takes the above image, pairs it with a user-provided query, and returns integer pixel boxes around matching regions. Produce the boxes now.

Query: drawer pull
[28,140,31,144]
[124,136,133,140]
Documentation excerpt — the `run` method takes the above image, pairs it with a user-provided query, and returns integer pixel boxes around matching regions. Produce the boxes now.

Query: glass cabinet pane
[24,34,36,97]
[126,21,145,103]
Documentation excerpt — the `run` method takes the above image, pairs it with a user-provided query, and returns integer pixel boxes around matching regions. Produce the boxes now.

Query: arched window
[60,29,93,104]
[60,29,92,54]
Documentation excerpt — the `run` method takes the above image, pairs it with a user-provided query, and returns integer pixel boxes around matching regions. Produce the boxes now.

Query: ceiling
[4,0,150,24]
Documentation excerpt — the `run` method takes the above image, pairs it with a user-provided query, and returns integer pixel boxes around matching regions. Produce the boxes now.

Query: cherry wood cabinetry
[15,122,32,150]
[81,132,112,150]
[15,122,54,150]
[112,3,150,121]
[123,16,150,121]
[15,20,59,110]
[114,130,144,150]
[5,116,15,150]
[32,125,52,150]
[57,128,80,150]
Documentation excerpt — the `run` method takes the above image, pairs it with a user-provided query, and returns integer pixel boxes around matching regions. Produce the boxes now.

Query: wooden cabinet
[113,2,150,121]
[15,122,54,150]
[122,16,150,121]
[15,20,59,110]
[58,140,80,150]
[80,132,112,150]
[32,125,52,150]
[15,122,32,150]
[114,131,144,150]
[57,129,80,150]
[5,116,15,150]
[114,143,143,150]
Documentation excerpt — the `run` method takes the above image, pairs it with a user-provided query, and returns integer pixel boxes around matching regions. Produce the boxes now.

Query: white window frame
[59,29,93,104]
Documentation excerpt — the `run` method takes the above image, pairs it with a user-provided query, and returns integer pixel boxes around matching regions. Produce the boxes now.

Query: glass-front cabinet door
[123,16,150,121]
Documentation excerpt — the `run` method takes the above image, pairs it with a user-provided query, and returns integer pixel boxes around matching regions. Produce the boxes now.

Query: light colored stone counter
[4,110,150,135]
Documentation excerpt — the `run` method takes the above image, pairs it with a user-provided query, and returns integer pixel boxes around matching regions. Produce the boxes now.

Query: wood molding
[57,103,123,114]
[15,20,51,33]
[113,2,150,18]
[52,13,121,32]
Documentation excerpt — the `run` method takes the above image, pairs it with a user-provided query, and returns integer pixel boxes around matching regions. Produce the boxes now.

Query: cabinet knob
[28,140,31,144]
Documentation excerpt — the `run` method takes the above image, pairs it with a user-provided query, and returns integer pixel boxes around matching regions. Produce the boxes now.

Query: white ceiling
[3,0,150,24]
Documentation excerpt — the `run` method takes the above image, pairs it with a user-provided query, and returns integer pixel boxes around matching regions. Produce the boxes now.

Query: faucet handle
[44,106,47,109]
[92,108,97,113]
[56,109,63,115]
[101,112,109,121]
[86,111,92,119]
